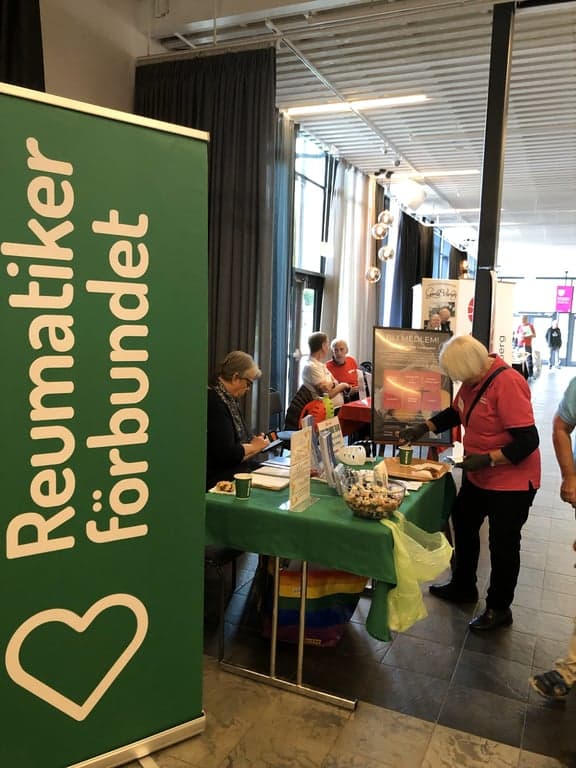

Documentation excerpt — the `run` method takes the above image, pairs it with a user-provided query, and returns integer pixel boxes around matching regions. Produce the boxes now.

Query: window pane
[295,134,325,186]
[299,287,316,352]
[293,175,323,272]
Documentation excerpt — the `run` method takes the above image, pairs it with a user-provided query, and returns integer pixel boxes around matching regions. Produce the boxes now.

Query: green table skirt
[205,474,456,641]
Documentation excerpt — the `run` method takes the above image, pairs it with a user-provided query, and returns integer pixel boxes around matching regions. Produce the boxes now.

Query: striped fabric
[261,561,366,647]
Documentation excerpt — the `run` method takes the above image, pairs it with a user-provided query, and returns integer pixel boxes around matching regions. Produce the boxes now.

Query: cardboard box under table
[205,472,456,707]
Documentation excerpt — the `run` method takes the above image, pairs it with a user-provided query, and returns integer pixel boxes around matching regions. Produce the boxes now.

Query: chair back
[359,362,372,396]
[284,385,315,430]
[268,389,284,431]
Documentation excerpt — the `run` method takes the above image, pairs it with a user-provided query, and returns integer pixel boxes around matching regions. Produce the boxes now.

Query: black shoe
[469,607,512,631]
[429,581,478,604]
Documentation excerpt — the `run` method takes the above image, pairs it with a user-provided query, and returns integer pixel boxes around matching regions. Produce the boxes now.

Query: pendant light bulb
[378,245,395,262]
[365,266,382,283]
[371,222,388,240]
[377,210,394,226]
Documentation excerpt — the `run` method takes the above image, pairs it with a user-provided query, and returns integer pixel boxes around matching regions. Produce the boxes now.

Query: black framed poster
[372,327,453,445]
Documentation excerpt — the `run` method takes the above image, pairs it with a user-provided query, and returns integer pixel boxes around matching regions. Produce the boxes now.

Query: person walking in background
[326,338,360,400]
[545,319,562,369]
[399,335,540,631]
[517,315,536,378]
[530,377,576,699]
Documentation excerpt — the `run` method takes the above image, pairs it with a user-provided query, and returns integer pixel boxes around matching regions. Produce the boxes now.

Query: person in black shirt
[545,320,562,369]
[206,351,270,489]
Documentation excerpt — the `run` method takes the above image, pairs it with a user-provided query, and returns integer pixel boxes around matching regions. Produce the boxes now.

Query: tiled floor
[146,367,576,768]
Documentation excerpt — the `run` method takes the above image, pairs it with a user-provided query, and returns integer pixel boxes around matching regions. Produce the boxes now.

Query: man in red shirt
[326,339,360,398]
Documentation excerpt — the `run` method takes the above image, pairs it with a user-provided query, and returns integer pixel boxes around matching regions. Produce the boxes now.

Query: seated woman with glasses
[206,350,270,489]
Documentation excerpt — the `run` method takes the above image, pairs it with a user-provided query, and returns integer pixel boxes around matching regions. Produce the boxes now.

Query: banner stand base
[69,713,206,768]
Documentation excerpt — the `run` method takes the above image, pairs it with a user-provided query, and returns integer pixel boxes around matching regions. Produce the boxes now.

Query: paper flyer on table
[288,427,312,509]
[316,416,345,454]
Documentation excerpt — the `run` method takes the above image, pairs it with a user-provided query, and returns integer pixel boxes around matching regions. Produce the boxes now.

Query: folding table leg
[220,555,356,710]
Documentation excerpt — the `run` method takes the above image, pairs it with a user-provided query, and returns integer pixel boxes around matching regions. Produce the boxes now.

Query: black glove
[398,422,429,444]
[459,454,492,472]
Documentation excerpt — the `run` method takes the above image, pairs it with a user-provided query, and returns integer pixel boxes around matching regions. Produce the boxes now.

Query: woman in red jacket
[399,334,541,632]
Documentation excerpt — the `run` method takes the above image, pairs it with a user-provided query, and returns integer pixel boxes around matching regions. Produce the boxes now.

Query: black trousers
[451,477,536,610]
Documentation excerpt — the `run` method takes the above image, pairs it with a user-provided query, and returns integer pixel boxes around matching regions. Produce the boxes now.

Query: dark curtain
[271,112,296,400]
[448,244,467,279]
[0,0,45,89]
[374,186,387,325]
[322,154,339,241]
[389,211,434,327]
[135,47,276,429]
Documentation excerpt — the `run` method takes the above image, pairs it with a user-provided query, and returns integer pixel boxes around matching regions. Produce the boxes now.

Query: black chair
[352,439,384,458]
[267,388,294,454]
[284,385,315,430]
[204,545,242,660]
[268,388,284,432]
[359,361,372,397]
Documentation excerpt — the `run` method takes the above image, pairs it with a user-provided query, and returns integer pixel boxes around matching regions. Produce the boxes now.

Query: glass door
[288,271,324,397]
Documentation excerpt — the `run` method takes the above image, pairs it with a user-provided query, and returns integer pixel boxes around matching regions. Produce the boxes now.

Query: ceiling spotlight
[394,157,401,167]
[374,168,395,180]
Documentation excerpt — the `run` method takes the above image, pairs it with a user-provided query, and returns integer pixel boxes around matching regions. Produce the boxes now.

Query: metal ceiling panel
[147,0,576,263]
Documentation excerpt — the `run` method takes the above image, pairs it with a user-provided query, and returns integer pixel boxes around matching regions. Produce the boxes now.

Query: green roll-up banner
[0,84,208,767]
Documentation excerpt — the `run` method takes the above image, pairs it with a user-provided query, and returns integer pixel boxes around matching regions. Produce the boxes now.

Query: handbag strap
[463,365,507,427]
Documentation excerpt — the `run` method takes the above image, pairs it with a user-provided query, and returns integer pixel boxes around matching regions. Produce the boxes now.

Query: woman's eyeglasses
[240,377,255,388]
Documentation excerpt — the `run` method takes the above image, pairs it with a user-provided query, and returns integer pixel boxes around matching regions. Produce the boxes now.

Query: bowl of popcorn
[336,467,405,520]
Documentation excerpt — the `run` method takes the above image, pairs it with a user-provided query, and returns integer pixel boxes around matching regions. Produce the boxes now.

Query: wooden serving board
[384,457,451,482]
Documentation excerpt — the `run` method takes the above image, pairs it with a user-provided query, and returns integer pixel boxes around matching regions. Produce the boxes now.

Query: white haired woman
[399,334,541,631]
[206,351,270,489]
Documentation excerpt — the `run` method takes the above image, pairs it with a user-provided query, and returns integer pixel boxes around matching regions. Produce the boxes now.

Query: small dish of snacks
[343,479,405,520]
[209,480,235,494]
[335,464,405,520]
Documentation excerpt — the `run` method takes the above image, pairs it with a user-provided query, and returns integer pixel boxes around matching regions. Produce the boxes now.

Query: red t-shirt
[454,356,540,491]
[326,356,359,387]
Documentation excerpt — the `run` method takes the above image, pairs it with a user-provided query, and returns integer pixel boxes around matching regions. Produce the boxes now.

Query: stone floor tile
[321,751,396,768]
[518,750,570,767]
[333,701,433,768]
[214,688,350,767]
[422,724,520,767]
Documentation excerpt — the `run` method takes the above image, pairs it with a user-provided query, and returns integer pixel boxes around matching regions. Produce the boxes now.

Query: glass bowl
[336,465,405,520]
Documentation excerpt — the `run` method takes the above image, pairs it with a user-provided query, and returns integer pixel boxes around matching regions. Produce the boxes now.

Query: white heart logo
[5,593,148,721]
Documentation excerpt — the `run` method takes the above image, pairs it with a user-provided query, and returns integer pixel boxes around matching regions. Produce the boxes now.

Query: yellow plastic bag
[381,514,453,633]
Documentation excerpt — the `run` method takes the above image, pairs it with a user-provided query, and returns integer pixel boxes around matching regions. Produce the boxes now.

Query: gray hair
[439,335,489,382]
[218,351,261,382]
[330,338,349,352]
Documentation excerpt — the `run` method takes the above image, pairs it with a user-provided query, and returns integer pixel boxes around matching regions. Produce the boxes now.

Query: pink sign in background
[556,286,574,313]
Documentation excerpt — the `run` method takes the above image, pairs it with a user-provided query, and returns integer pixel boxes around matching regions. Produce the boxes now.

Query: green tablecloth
[205,474,456,641]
